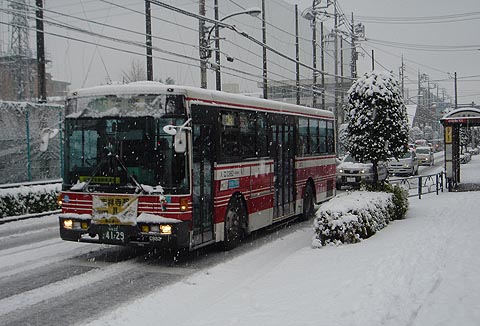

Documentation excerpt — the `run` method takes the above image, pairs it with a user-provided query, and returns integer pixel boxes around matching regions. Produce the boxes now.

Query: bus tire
[222,197,246,251]
[301,183,315,221]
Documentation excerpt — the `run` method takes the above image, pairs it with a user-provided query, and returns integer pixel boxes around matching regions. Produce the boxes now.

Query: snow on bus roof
[69,81,334,119]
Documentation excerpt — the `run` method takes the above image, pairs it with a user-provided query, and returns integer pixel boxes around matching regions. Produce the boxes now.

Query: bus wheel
[223,197,245,251]
[301,184,315,221]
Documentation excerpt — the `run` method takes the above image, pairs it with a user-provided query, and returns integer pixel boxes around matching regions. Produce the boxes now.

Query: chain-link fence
[0,100,63,184]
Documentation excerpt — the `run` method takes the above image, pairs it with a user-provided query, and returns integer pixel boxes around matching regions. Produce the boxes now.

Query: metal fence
[0,100,63,184]
[389,172,445,199]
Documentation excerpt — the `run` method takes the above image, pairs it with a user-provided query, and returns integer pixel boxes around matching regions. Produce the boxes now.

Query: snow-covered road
[0,152,478,326]
[85,155,480,326]
[0,209,308,326]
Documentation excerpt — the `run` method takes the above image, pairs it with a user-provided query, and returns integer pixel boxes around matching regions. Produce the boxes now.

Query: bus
[58,82,336,250]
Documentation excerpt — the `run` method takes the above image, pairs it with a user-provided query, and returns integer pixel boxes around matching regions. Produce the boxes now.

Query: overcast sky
[291,0,480,105]
[1,0,479,105]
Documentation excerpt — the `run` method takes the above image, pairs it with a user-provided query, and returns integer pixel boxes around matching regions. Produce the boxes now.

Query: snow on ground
[85,155,480,326]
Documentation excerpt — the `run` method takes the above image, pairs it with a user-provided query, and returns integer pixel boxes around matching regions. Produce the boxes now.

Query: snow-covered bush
[0,184,61,218]
[312,189,407,247]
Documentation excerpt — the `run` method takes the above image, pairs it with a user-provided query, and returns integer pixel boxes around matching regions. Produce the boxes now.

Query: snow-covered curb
[312,190,405,247]
[0,184,61,218]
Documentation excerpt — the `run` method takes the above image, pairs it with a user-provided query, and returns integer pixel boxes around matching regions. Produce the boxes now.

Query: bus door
[192,124,214,245]
[271,118,295,220]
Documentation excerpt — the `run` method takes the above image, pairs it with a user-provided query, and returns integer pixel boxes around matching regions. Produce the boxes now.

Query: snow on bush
[0,184,61,218]
[312,189,406,247]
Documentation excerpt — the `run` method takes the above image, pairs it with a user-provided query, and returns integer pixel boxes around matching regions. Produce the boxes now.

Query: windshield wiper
[76,156,109,192]
[76,155,146,194]
[114,155,146,194]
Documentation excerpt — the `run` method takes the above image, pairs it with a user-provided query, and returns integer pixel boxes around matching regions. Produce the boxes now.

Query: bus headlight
[63,219,73,229]
[160,225,172,235]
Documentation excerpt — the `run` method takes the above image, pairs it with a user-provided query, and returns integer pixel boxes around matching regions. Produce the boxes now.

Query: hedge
[0,184,61,218]
[312,184,408,247]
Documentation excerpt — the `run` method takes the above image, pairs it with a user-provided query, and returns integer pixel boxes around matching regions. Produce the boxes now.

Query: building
[258,77,353,124]
[0,55,69,101]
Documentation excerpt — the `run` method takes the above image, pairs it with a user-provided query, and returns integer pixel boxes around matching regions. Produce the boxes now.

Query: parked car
[415,146,434,166]
[460,152,472,164]
[388,150,419,176]
[336,154,389,189]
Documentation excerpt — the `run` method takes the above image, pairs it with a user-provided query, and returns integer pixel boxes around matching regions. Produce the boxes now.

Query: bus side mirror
[174,131,187,153]
[163,125,177,136]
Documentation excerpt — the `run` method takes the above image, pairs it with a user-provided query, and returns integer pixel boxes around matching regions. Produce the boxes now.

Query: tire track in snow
[0,260,139,316]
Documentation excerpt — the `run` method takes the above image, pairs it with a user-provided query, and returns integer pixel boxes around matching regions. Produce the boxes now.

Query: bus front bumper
[59,215,190,249]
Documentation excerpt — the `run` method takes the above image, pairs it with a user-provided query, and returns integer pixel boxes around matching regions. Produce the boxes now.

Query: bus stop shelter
[440,107,480,191]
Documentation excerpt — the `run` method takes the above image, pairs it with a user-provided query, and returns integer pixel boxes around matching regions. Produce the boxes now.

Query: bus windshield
[64,94,189,194]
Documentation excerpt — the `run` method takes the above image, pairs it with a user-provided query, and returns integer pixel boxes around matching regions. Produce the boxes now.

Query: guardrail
[388,171,445,199]
[0,179,62,190]
[0,210,61,225]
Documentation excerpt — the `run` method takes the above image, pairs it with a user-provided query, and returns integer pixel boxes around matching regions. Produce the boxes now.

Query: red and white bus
[58,82,336,250]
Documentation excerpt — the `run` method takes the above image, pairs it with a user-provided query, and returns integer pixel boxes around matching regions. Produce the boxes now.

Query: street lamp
[202,6,261,91]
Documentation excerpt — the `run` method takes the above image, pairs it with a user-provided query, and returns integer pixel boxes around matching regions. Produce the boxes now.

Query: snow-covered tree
[423,125,434,141]
[346,70,409,185]
[159,77,175,85]
[410,126,424,142]
[122,59,146,83]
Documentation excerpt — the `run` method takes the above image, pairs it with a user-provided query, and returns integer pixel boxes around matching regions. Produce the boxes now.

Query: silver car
[388,150,419,176]
[415,146,434,166]
[336,154,389,189]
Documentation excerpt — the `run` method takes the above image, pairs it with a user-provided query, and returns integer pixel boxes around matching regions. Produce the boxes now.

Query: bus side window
[326,121,335,153]
[298,118,309,156]
[310,119,319,154]
[319,120,327,153]
[220,111,240,161]
[256,113,268,157]
[239,112,256,158]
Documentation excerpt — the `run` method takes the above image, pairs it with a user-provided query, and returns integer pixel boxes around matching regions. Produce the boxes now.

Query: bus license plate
[347,177,356,183]
[100,225,126,243]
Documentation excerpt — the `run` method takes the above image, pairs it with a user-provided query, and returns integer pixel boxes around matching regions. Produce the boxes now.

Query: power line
[356,11,480,24]
[2,0,355,99]
[366,37,480,52]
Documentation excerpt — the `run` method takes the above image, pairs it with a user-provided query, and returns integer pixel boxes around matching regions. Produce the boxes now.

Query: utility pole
[312,12,317,109]
[214,0,221,91]
[418,70,421,108]
[145,0,153,81]
[199,0,207,88]
[340,36,344,121]
[371,49,375,70]
[427,77,430,126]
[350,12,357,79]
[399,55,405,99]
[295,5,300,105]
[334,0,339,149]
[36,0,46,102]
[321,21,325,109]
[454,71,458,110]
[262,0,268,99]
